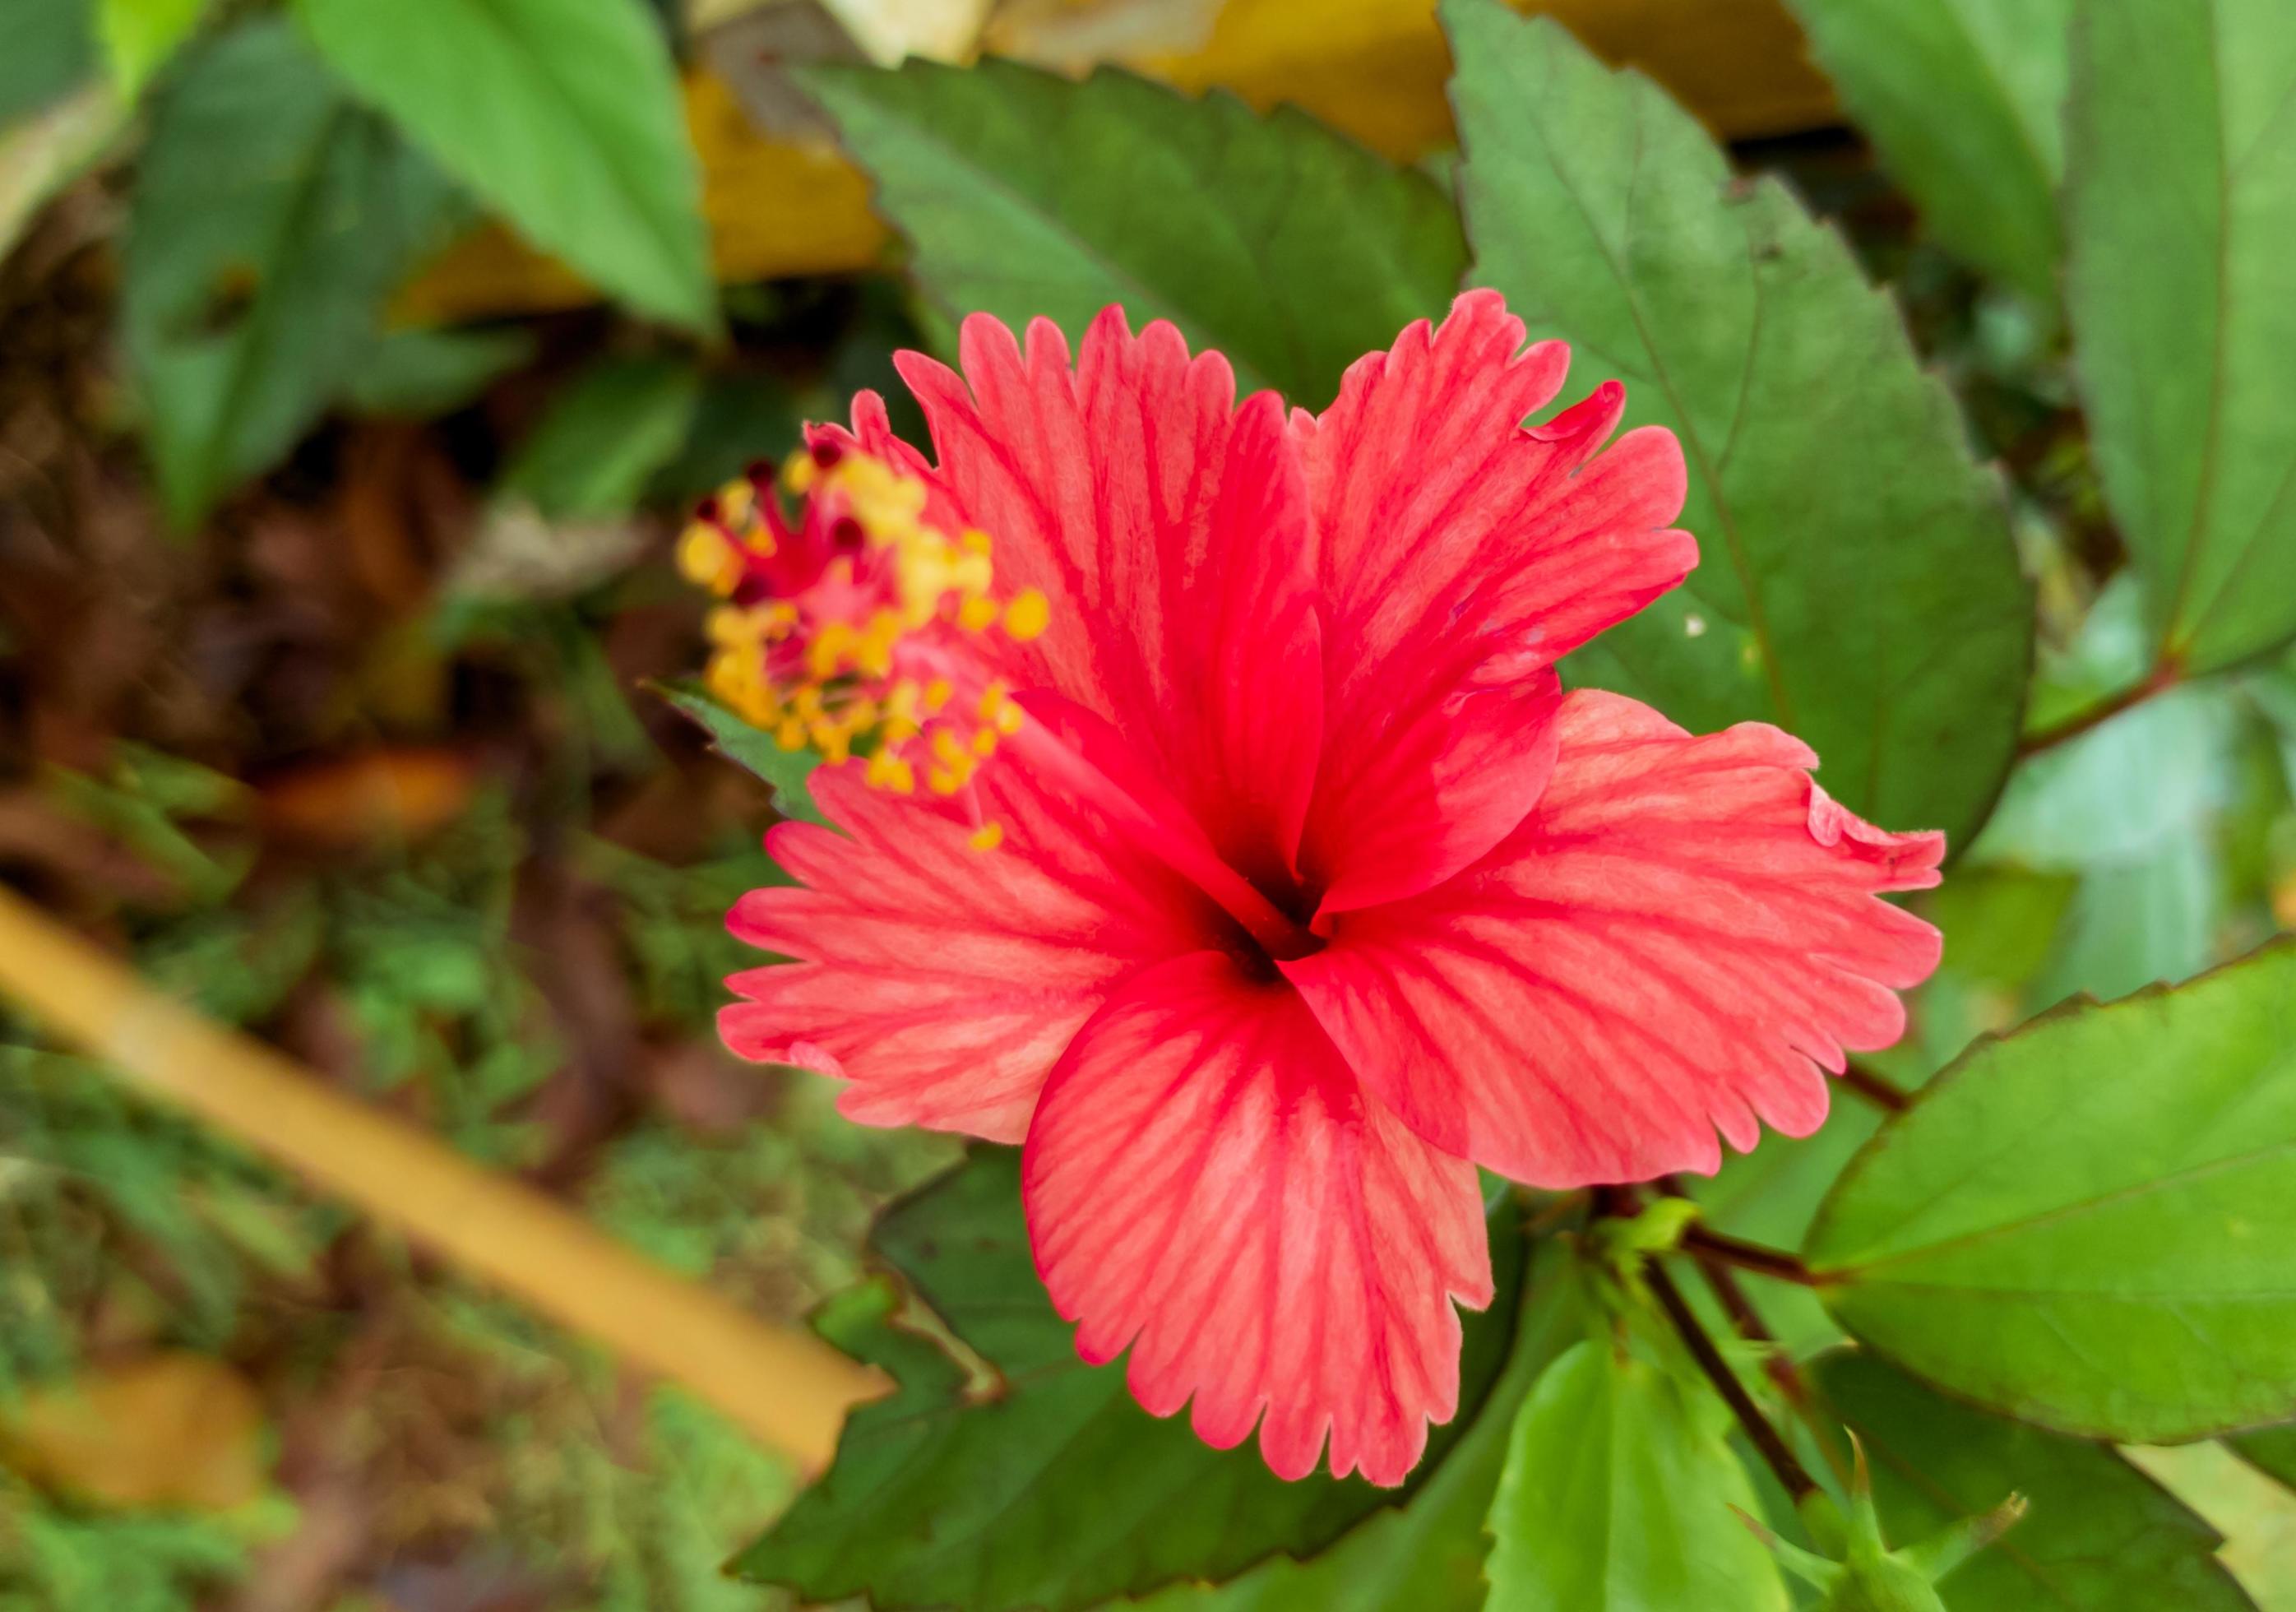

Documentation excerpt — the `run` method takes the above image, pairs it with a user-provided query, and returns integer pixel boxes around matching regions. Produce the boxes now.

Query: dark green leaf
[123,20,455,526]
[1784,0,2071,296]
[496,354,701,519]
[1486,1337,1788,1611]
[643,371,803,507]
[803,58,1465,405]
[2066,0,2296,672]
[734,1149,1532,1612]
[1132,1238,1589,1612]
[344,326,535,418]
[1446,0,2031,849]
[2228,1426,2296,1492]
[1816,1350,2252,1610]
[1805,938,2296,1441]
[0,0,95,124]
[294,0,712,332]
[652,679,823,827]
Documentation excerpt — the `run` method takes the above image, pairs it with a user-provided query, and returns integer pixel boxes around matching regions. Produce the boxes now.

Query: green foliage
[2066,0,2296,673]
[0,1478,297,1612]
[1805,939,2296,1442]
[0,0,95,124]
[1485,1336,1787,1611]
[1784,0,2071,296]
[1445,0,2031,850]
[123,18,456,526]
[294,0,713,333]
[496,354,704,520]
[95,0,206,99]
[1813,1351,2250,1610]
[344,326,535,418]
[654,678,826,825]
[735,1149,1532,1612]
[802,58,1465,405]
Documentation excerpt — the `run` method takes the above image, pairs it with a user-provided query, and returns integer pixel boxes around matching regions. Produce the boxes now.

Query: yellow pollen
[970,727,998,758]
[1003,588,1050,641]
[957,595,1000,632]
[924,679,952,712]
[968,821,1005,852]
[678,523,744,596]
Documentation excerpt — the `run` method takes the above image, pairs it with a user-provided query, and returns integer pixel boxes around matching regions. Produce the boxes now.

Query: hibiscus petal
[1299,289,1695,715]
[1306,674,1564,919]
[1293,290,1697,907]
[721,763,1218,1142]
[1284,690,1945,1187]
[1023,952,1493,1486]
[894,308,1324,881]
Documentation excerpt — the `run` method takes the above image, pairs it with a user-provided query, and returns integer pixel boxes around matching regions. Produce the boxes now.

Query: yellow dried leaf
[2,1353,269,1512]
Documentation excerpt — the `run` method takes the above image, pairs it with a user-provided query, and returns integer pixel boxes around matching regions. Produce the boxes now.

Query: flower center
[681,442,1318,959]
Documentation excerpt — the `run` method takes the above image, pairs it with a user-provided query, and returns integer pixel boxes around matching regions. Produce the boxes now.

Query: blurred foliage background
[2,0,2294,1607]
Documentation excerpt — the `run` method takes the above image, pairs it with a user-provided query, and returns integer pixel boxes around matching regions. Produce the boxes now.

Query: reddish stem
[2017,659,2180,757]
[1840,1060,1912,1114]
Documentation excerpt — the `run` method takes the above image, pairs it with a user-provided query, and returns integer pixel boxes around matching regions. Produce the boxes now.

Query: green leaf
[0,0,95,124]
[1804,938,2296,1442]
[496,354,701,519]
[294,0,712,333]
[1486,1337,1789,1611]
[2066,0,2296,673]
[1783,0,2072,296]
[123,20,456,526]
[344,326,534,418]
[650,678,824,827]
[2228,1426,2296,1491]
[1132,1237,1590,1612]
[1815,1350,2252,1611]
[803,58,1465,405]
[734,1149,1533,1612]
[1446,0,2031,850]
[95,0,206,98]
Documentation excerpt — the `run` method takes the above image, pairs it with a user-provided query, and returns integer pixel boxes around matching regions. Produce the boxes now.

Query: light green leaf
[652,678,825,826]
[1805,938,2296,1442]
[1446,0,2031,850]
[734,1149,1534,1612]
[95,0,206,98]
[1816,1350,2252,1611]
[2067,0,2296,672]
[294,0,712,333]
[1784,0,2072,296]
[1132,1239,1589,1612]
[496,354,701,519]
[803,58,1465,405]
[123,19,456,527]
[1486,1337,1789,1612]
[344,326,534,418]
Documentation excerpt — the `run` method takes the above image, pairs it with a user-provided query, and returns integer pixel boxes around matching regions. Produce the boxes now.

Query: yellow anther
[783,455,817,494]
[1003,588,1050,642]
[977,681,1011,722]
[773,717,806,751]
[968,821,1005,852]
[678,523,744,596]
[997,702,1025,735]
[971,727,998,758]
[961,528,993,555]
[958,595,1000,632]
[924,679,953,712]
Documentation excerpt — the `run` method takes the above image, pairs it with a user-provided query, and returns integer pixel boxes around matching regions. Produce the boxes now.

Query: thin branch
[1680,1224,1822,1286]
[2017,659,2180,757]
[1840,1060,1912,1114]
[1647,1260,1820,1503]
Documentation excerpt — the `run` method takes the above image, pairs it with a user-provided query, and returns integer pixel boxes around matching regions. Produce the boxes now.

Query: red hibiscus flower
[687,291,1942,1487]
